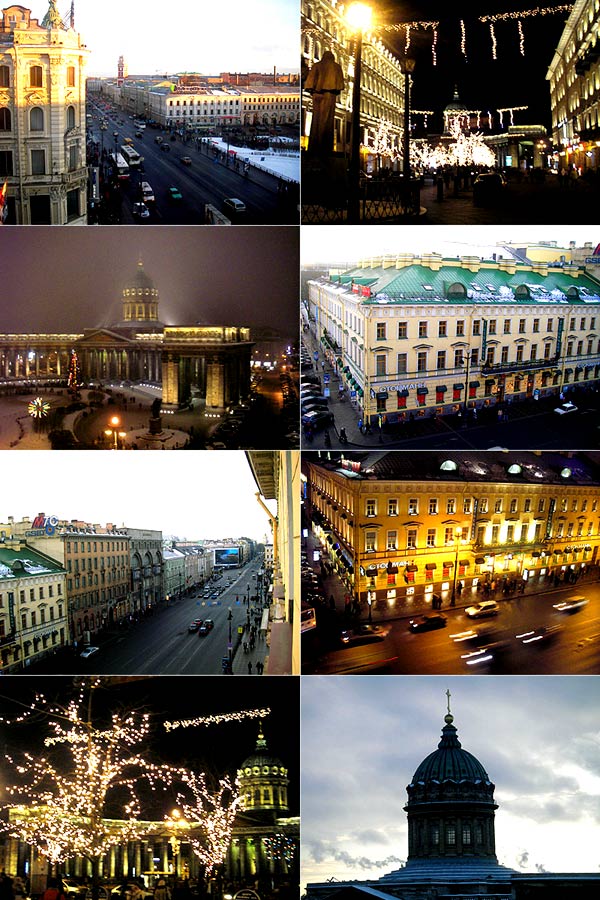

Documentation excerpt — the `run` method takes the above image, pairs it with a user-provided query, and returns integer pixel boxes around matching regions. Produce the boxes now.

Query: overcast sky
[301,226,600,266]
[1,451,275,541]
[0,227,298,335]
[301,676,600,888]
[70,0,298,76]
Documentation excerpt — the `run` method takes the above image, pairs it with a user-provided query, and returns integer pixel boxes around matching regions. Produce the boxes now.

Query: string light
[460,20,467,60]
[431,27,438,66]
[164,707,271,732]
[27,397,50,419]
[518,19,525,55]
[404,23,411,54]
[411,117,496,170]
[479,5,574,24]
[167,774,240,873]
[263,834,297,863]
[490,22,497,59]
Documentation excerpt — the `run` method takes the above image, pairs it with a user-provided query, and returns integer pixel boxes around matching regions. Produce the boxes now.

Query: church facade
[0,258,254,409]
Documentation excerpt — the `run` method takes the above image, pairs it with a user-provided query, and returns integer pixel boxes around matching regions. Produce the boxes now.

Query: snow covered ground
[207,138,300,183]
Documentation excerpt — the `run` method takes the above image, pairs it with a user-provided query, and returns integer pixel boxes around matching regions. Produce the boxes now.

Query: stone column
[162,352,180,406]
[206,358,225,407]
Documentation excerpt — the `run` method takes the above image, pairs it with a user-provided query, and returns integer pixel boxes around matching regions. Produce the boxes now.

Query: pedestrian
[247,660,253,674]
[154,881,170,900]
[256,660,264,675]
[339,426,347,443]
[329,594,336,610]
[357,417,363,434]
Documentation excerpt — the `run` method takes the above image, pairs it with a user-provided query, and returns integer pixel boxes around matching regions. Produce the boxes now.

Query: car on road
[155,135,163,143]
[168,186,183,201]
[408,614,447,632]
[553,595,588,613]
[302,410,334,431]
[181,156,192,165]
[340,624,386,645]
[160,143,171,152]
[554,401,578,415]
[141,181,155,203]
[460,640,510,667]
[515,624,564,645]
[80,646,99,658]
[223,197,246,217]
[449,626,498,645]
[464,600,500,618]
[132,202,150,219]
[472,171,507,206]
[198,619,214,635]
[188,619,203,633]
[110,884,153,900]
[135,131,143,138]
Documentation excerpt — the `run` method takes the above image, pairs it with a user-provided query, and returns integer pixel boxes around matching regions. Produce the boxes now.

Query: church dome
[237,727,289,818]
[239,727,286,775]
[444,87,468,115]
[410,713,491,787]
[122,258,159,300]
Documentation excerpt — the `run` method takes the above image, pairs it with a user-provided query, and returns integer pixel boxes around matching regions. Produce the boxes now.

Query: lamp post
[227,607,233,672]
[451,528,462,607]
[400,57,416,214]
[346,2,372,224]
[104,414,126,449]
[458,347,473,416]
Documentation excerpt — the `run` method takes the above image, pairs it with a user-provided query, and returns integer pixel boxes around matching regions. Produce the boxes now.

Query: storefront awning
[475,556,485,564]
[406,564,418,572]
[453,382,465,390]
[459,559,470,566]
[416,387,429,395]
[470,381,480,388]
[443,560,454,568]
[397,388,409,397]
[425,562,437,570]
[436,385,447,393]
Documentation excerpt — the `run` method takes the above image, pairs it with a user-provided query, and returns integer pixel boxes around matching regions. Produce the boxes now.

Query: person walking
[247,660,253,674]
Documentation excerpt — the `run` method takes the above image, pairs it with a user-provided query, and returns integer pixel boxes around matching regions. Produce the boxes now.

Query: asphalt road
[89,105,295,224]
[305,582,600,675]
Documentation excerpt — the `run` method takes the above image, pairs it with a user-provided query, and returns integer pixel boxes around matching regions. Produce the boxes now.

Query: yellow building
[305,451,600,614]
[307,252,600,424]
[0,2,89,223]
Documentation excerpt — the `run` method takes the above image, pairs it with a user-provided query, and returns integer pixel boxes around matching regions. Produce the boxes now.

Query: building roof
[239,727,285,772]
[0,544,65,580]
[410,713,491,788]
[322,257,600,305]
[307,451,600,486]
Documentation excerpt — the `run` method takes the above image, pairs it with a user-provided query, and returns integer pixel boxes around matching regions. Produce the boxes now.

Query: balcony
[481,355,559,376]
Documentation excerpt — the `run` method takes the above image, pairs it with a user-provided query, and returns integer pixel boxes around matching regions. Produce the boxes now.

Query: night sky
[0,228,299,336]
[0,676,299,818]
[372,1,569,132]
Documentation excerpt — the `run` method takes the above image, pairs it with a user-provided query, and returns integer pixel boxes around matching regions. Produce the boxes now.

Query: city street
[26,558,270,675]
[88,105,298,224]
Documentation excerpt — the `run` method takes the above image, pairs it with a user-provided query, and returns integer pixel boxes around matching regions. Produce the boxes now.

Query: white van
[223,197,246,217]
[141,181,155,203]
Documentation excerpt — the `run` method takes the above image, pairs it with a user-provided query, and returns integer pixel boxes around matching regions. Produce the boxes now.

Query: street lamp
[104,414,126,449]
[346,2,372,223]
[458,347,474,416]
[451,528,462,607]
[227,607,233,672]
[400,56,416,214]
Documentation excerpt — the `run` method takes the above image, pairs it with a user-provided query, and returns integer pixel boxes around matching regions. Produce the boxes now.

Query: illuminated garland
[164,707,271,732]
[263,834,296,863]
[378,21,439,65]
[168,773,240,873]
[518,19,525,56]
[460,20,467,60]
[497,106,529,128]
[479,5,574,23]
[411,118,496,170]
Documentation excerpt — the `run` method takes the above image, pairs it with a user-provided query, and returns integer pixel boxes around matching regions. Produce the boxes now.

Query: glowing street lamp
[104,415,126,449]
[400,56,416,214]
[346,2,373,223]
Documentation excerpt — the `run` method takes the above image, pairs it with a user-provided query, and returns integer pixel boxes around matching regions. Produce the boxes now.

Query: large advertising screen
[215,547,240,567]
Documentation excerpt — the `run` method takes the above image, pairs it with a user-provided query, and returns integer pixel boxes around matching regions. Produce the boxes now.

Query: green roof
[0,545,65,581]
[336,261,600,305]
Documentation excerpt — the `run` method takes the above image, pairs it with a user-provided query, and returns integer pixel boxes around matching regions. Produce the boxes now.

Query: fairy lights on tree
[411,117,496,170]
[263,834,297,864]
[167,773,240,873]
[67,348,81,394]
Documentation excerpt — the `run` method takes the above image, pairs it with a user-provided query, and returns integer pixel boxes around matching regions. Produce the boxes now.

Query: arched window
[0,107,11,131]
[66,105,75,129]
[0,65,9,87]
[30,107,44,131]
[30,65,43,87]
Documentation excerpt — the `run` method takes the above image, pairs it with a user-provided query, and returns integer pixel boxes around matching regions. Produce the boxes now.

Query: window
[397,353,407,374]
[533,318,540,333]
[68,145,78,170]
[438,321,447,337]
[501,346,509,364]
[456,320,465,336]
[418,321,428,338]
[507,524,514,542]
[67,65,76,87]
[30,107,44,131]
[462,825,472,845]
[524,498,531,512]
[376,355,386,376]
[388,498,398,516]
[530,344,537,361]
[386,531,397,550]
[429,498,438,515]
[581,317,586,330]
[538,498,545,512]
[66,105,76,129]
[66,188,79,219]
[547,318,554,332]
[376,322,386,340]
[0,65,9,87]
[366,499,376,517]
[406,528,417,549]
[492,524,500,543]
[437,350,446,370]
[408,498,419,515]
[446,826,456,846]
[495,499,503,513]
[447,498,455,514]
[472,320,481,335]
[519,318,526,334]
[463,497,472,514]
[398,322,407,339]
[31,149,45,175]
[427,529,436,547]
[480,499,488,513]
[30,65,43,87]
[488,319,497,335]
[510,498,518,513]
[0,151,13,176]
[417,351,427,372]
[571,498,578,512]
[516,345,524,363]
[365,532,377,552]
[503,319,511,334]
[444,527,454,544]
[0,107,11,131]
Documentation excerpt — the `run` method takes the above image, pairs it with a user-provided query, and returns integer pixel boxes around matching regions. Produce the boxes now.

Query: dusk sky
[1,451,277,541]
[0,227,298,335]
[301,676,600,887]
[301,225,600,265]
[71,0,299,76]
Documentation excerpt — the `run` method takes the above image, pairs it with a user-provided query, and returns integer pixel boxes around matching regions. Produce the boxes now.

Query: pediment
[76,328,135,346]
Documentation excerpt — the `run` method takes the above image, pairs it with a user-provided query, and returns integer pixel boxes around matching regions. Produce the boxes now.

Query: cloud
[306,840,404,873]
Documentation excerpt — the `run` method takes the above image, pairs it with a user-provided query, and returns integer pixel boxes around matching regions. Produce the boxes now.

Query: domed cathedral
[112,257,164,335]
[237,725,289,822]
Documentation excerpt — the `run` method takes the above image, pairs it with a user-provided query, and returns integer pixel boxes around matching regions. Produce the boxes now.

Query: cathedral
[0,257,254,409]
[305,699,599,900]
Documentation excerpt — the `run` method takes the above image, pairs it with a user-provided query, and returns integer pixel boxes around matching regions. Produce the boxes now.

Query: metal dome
[409,714,491,786]
[239,728,285,771]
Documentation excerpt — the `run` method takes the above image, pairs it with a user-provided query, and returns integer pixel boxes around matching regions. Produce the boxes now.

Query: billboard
[214,547,241,567]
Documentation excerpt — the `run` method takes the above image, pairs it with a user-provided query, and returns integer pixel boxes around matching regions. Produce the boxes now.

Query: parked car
[223,197,246,217]
[554,402,578,415]
[302,410,334,431]
[132,202,150,219]
[472,172,506,206]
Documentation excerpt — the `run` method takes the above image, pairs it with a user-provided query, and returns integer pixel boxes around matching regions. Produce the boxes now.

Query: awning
[406,564,418,572]
[470,380,480,388]
[425,562,437,570]
[563,367,573,375]
[443,560,454,568]
[365,565,378,576]
[436,385,448,393]
[475,556,485,564]
[416,387,429,394]
[459,559,470,566]
[376,390,389,399]
[531,551,541,558]
[453,382,465,390]
[397,389,409,397]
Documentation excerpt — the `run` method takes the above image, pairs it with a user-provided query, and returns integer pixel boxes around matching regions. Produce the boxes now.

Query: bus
[121,144,141,168]
[110,152,129,179]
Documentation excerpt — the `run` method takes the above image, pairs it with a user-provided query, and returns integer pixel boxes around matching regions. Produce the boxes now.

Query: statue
[151,397,162,418]
[304,50,344,159]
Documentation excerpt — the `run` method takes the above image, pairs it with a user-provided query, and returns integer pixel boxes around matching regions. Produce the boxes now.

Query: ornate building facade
[0,258,254,410]
[0,2,88,224]
[307,252,600,424]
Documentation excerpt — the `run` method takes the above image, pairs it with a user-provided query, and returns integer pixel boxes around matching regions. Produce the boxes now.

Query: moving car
[80,646,99,658]
[409,614,447,632]
[464,600,500,618]
[553,595,588,613]
[198,619,214,635]
[181,156,192,165]
[168,186,183,201]
[472,172,506,206]
[340,624,386,645]
[554,401,578,415]
[132,202,150,219]
[223,197,246,216]
[141,181,155,203]
[515,624,563,645]
[188,619,203,633]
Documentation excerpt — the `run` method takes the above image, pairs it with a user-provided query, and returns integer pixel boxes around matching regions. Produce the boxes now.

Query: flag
[0,180,7,224]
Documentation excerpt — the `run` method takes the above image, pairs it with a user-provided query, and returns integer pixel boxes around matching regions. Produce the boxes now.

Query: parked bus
[110,152,129,179]
[121,144,141,168]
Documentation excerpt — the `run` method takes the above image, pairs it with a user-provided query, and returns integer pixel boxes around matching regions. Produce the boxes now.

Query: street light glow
[345,2,372,31]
